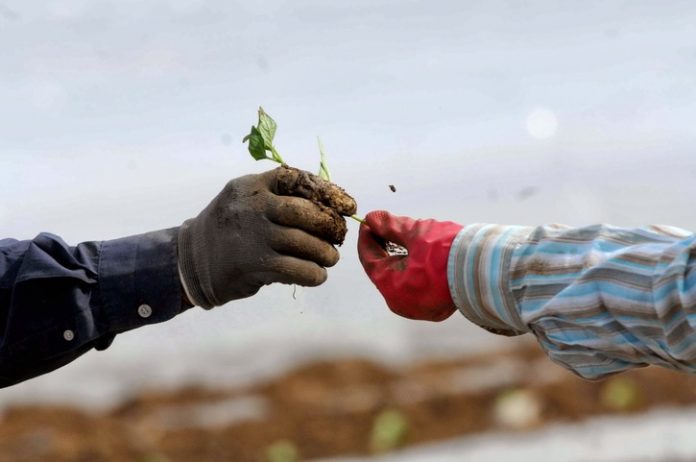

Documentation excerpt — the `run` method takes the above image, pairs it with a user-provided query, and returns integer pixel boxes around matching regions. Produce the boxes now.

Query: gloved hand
[178,167,355,308]
[358,211,464,322]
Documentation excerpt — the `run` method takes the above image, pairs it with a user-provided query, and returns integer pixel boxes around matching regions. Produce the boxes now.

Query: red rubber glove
[358,210,464,322]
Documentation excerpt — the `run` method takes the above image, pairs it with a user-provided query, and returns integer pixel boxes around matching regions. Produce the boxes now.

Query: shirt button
[63,329,75,341]
[137,304,153,318]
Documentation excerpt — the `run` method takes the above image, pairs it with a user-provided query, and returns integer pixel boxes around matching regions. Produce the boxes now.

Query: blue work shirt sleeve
[0,227,189,388]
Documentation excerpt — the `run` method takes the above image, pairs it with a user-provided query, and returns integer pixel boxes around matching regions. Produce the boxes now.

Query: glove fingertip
[364,210,392,230]
[363,210,415,247]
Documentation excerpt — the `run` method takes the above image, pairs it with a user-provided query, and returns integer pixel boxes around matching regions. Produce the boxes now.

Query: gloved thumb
[357,221,388,270]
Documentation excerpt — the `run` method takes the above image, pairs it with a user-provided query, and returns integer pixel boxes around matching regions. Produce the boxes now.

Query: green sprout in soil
[265,439,299,462]
[370,409,409,453]
[138,455,170,462]
[243,107,364,224]
[600,377,642,411]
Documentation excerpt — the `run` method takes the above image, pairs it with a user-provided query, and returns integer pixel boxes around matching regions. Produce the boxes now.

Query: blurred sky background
[3,0,696,409]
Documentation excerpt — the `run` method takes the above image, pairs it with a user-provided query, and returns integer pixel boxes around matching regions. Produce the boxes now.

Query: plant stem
[350,215,365,224]
[269,146,285,164]
[317,137,331,182]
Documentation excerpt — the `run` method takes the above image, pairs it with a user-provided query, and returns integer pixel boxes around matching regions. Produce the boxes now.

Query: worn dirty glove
[178,167,356,309]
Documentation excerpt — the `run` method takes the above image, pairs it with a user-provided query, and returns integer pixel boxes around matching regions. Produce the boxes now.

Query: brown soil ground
[2,344,696,462]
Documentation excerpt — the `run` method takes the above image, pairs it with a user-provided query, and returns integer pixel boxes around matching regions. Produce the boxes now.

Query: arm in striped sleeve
[448,223,696,380]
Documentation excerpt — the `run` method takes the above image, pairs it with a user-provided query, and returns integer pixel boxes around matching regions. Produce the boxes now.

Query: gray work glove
[177,167,356,309]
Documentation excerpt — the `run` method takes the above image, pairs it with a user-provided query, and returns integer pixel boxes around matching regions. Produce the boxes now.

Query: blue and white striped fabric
[448,223,696,380]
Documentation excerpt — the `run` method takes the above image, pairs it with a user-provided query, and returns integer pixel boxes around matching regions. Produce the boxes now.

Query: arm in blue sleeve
[0,228,190,388]
[448,223,696,380]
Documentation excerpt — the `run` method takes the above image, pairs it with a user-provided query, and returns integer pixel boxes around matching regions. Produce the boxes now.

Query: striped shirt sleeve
[448,223,696,380]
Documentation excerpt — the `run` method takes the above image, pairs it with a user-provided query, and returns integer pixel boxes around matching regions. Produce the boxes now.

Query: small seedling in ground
[600,377,641,411]
[370,409,409,453]
[265,439,299,462]
[243,107,364,224]
[138,455,170,462]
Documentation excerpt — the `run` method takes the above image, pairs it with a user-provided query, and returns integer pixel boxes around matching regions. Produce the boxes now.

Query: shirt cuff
[98,227,188,334]
[447,224,533,336]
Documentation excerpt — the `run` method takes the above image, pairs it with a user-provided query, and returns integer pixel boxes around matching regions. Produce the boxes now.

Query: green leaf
[241,107,283,164]
[317,137,331,182]
[246,126,269,161]
[257,107,277,149]
[242,126,254,143]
